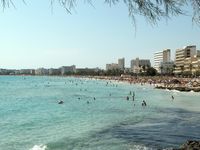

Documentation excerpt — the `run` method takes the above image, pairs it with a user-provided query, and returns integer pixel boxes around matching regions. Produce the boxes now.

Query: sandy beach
[80,75,200,92]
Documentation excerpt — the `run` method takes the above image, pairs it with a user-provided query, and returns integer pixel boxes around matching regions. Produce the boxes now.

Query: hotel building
[131,57,151,73]
[60,65,76,75]
[154,49,171,73]
[106,58,125,71]
[175,45,196,74]
[106,63,119,70]
[118,58,125,71]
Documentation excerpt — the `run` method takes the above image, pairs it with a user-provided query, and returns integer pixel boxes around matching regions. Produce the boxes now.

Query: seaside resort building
[49,68,61,75]
[35,68,49,75]
[175,45,197,75]
[118,58,125,71]
[154,49,173,74]
[106,58,125,71]
[154,51,164,73]
[106,63,119,70]
[60,65,76,75]
[130,57,151,73]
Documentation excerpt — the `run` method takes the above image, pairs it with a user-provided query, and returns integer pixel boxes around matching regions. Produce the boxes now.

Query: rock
[175,140,200,150]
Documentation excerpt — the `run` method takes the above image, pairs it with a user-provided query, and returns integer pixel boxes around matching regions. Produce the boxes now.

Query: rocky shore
[155,85,200,92]
[174,140,200,150]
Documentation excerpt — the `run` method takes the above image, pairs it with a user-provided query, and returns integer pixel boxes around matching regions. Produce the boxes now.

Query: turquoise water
[0,76,200,150]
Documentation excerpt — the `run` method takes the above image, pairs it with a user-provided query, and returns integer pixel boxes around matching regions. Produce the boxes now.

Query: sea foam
[29,145,47,150]
[129,144,153,150]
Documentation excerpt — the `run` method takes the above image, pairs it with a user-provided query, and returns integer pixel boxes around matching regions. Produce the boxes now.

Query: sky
[0,0,200,69]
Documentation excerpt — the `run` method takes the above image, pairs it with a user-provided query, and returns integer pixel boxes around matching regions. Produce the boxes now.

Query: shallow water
[0,76,200,150]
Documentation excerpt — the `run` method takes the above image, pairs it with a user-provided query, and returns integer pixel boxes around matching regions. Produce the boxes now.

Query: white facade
[154,49,171,73]
[49,68,61,75]
[118,58,125,70]
[19,69,32,75]
[154,51,163,72]
[35,68,49,75]
[60,65,76,75]
[131,58,151,73]
[106,63,119,70]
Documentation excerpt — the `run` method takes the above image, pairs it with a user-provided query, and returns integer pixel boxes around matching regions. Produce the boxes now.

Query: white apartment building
[106,63,119,70]
[118,58,125,70]
[49,68,61,75]
[106,58,125,71]
[60,65,76,75]
[35,68,49,75]
[131,57,151,73]
[154,51,163,72]
[154,49,171,73]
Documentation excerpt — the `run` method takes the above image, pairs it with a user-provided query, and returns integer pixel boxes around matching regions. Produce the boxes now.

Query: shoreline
[1,75,200,92]
[84,75,200,92]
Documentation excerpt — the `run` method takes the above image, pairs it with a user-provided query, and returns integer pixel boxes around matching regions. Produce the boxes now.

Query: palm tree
[142,65,146,72]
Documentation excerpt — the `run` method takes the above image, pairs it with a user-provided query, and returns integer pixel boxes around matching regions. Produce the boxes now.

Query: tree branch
[0,0,200,26]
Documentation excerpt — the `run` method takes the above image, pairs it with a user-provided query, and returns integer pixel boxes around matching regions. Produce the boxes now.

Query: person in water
[171,95,174,100]
[58,100,64,104]
[132,96,135,101]
[126,96,129,100]
[142,100,147,106]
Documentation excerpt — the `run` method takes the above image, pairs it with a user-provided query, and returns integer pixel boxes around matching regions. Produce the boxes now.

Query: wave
[171,89,180,93]
[129,144,153,150]
[29,145,47,150]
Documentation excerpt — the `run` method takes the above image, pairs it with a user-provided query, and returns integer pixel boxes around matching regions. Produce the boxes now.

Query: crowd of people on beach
[83,75,200,92]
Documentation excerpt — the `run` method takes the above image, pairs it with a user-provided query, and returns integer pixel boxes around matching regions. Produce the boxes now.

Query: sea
[0,76,200,150]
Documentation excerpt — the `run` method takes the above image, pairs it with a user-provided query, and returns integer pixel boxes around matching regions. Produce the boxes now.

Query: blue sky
[0,0,200,69]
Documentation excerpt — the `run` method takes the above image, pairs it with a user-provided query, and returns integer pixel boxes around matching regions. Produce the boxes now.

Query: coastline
[84,75,200,92]
[1,74,200,92]
[1,75,200,150]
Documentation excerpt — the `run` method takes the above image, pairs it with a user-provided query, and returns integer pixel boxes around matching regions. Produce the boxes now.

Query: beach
[0,75,200,150]
[84,75,200,92]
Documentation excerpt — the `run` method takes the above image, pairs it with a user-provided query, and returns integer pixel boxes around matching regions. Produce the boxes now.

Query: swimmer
[132,91,135,97]
[142,100,147,106]
[132,96,135,101]
[126,96,129,100]
[58,100,64,104]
